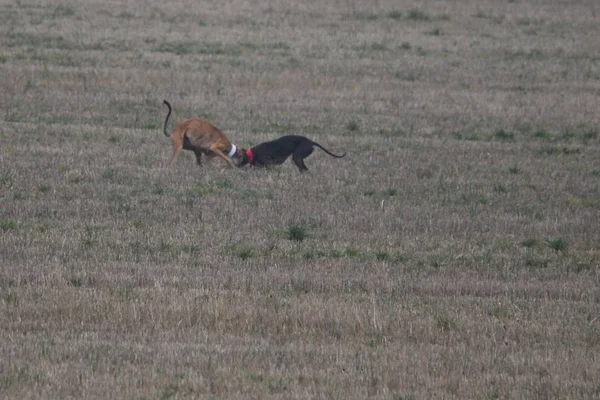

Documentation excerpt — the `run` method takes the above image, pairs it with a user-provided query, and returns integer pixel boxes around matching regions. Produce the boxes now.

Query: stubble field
[1,0,600,398]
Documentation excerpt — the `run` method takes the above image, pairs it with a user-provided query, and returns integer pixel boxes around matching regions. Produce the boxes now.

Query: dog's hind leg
[291,143,314,172]
[167,135,183,167]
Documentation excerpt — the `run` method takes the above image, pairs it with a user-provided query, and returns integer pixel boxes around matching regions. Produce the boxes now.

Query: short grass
[1,0,599,399]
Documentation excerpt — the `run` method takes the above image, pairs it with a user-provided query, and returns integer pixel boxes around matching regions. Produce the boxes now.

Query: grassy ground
[1,0,599,398]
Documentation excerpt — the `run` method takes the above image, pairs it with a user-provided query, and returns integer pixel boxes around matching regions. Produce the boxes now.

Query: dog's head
[230,147,249,167]
[234,147,252,167]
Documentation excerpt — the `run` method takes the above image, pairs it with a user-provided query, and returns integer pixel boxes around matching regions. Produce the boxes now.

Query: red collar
[246,149,254,164]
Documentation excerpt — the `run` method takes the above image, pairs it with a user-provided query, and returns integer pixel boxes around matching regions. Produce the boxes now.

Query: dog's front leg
[209,147,236,168]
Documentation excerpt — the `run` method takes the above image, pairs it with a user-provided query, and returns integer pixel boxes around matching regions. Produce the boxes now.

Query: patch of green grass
[262,41,291,52]
[517,204,544,220]
[558,125,598,142]
[52,4,75,18]
[406,8,431,21]
[116,11,135,19]
[582,325,600,347]
[153,41,195,55]
[503,49,546,61]
[152,185,166,195]
[363,189,376,197]
[493,128,515,141]
[533,126,551,140]
[179,244,202,255]
[0,219,19,231]
[538,146,581,156]
[521,238,537,248]
[368,42,387,51]
[378,126,406,137]
[344,247,362,258]
[567,195,596,209]
[354,13,379,21]
[267,377,289,394]
[546,237,569,252]
[251,120,296,134]
[507,165,521,174]
[247,373,264,383]
[157,241,172,254]
[79,225,104,249]
[346,120,359,132]
[525,255,549,268]
[486,387,501,400]
[12,191,27,201]
[198,42,242,56]
[215,179,234,189]
[430,254,452,269]
[0,54,8,64]
[328,249,343,259]
[365,333,384,348]
[568,262,592,273]
[160,381,179,400]
[453,132,482,141]
[155,41,243,57]
[233,246,254,260]
[395,253,411,263]
[490,306,510,320]
[385,10,403,20]
[107,193,131,214]
[286,223,308,242]
[482,248,493,266]
[393,71,418,81]
[101,168,117,181]
[559,129,576,141]
[0,170,13,187]
[280,56,300,68]
[79,235,96,249]
[303,250,316,260]
[399,42,412,50]
[580,126,598,141]
[37,184,51,193]
[186,184,215,198]
[427,27,441,36]
[460,192,488,205]
[142,120,159,130]
[493,183,507,193]
[5,32,74,50]
[375,251,391,261]
[131,219,145,230]
[68,278,83,287]
[436,316,456,332]
[4,293,17,305]
[386,188,399,197]
[416,168,434,180]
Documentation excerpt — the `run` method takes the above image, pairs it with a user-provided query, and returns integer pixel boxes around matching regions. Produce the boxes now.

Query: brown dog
[162,100,245,168]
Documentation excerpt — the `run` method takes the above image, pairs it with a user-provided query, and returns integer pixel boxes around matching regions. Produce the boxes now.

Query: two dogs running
[162,100,346,173]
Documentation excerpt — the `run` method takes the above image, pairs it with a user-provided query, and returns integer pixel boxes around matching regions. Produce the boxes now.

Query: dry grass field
[1,0,600,398]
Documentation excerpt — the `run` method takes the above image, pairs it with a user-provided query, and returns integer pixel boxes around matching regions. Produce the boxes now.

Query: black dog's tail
[162,100,172,137]
[311,141,346,158]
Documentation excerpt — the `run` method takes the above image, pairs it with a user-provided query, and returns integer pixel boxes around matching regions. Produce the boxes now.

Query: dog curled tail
[162,99,172,137]
[312,140,346,158]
